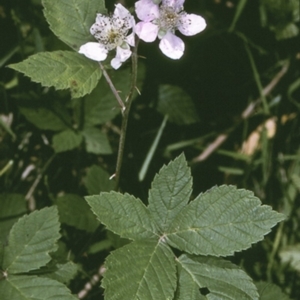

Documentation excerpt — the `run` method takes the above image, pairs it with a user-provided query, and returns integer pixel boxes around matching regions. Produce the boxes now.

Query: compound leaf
[102,240,176,300]
[2,206,60,273]
[9,51,101,98]
[55,194,99,232]
[176,255,259,300]
[0,275,77,300]
[148,153,192,232]
[166,185,285,256]
[52,129,83,153]
[86,192,157,240]
[42,0,106,50]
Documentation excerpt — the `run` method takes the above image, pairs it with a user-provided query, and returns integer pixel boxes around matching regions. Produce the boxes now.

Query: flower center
[91,15,132,50]
[158,6,180,31]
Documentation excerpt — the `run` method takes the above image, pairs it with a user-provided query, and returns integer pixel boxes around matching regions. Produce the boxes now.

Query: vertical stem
[114,40,139,190]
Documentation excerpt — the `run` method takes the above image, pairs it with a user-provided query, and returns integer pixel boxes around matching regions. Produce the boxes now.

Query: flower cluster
[79,1,206,68]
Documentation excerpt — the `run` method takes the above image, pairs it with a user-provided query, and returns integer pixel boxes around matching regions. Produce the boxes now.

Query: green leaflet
[42,0,106,50]
[82,127,112,155]
[102,240,177,300]
[0,275,77,300]
[148,154,192,232]
[157,84,200,125]
[86,192,157,240]
[165,185,285,256]
[83,165,115,194]
[2,206,60,273]
[9,51,101,98]
[55,194,99,232]
[0,194,27,243]
[176,255,259,300]
[52,129,83,153]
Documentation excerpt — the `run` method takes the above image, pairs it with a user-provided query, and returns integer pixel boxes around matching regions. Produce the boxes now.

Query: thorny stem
[114,39,139,190]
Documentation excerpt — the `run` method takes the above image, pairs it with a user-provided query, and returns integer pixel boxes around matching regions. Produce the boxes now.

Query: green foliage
[157,85,200,125]
[0,207,77,299]
[55,194,99,232]
[9,51,101,98]
[0,194,27,242]
[86,154,285,299]
[52,129,83,153]
[256,282,291,300]
[42,0,106,51]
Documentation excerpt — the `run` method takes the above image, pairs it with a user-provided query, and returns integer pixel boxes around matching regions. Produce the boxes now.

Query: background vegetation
[0,0,299,299]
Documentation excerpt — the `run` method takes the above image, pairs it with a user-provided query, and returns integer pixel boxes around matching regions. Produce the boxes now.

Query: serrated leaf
[43,261,79,284]
[52,129,83,153]
[166,185,285,256]
[0,194,26,242]
[55,194,99,232]
[176,255,259,300]
[18,106,69,131]
[255,282,291,300]
[148,153,192,232]
[82,127,112,154]
[0,275,77,300]
[3,206,60,273]
[157,84,199,125]
[9,51,101,98]
[83,165,115,194]
[42,0,106,50]
[86,192,157,240]
[102,240,176,300]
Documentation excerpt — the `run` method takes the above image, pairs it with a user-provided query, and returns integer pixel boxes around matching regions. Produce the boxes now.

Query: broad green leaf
[157,84,199,125]
[42,0,106,50]
[9,51,101,98]
[86,192,157,240]
[43,261,79,284]
[166,185,285,256]
[19,106,69,131]
[102,240,176,300]
[0,275,77,300]
[0,194,26,242]
[3,206,60,273]
[55,194,99,232]
[176,255,259,300]
[83,165,115,194]
[279,244,300,272]
[82,127,112,154]
[52,129,83,153]
[256,282,291,300]
[148,153,192,232]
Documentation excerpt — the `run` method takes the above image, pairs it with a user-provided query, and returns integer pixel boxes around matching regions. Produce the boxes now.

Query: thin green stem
[114,40,139,190]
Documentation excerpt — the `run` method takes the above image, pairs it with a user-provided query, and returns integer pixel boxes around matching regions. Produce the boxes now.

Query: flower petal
[135,22,159,42]
[178,13,207,36]
[125,32,135,47]
[111,46,132,69]
[78,42,108,61]
[162,0,185,12]
[114,3,135,28]
[135,0,160,22]
[159,32,184,59]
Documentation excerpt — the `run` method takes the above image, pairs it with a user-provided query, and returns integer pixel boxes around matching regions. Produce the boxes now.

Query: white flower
[135,0,206,59]
[79,4,135,69]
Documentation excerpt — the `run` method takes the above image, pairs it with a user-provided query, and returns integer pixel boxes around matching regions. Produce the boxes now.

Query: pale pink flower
[79,4,135,69]
[135,0,206,59]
